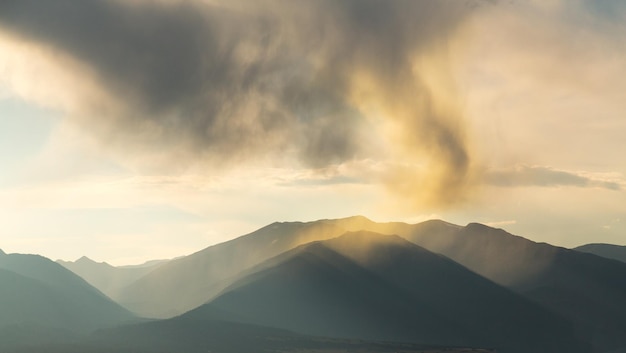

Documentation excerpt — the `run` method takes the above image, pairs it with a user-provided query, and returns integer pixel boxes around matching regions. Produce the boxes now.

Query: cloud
[3,0,624,210]
[485,165,622,190]
[0,0,484,209]
[462,0,626,172]
[484,220,517,228]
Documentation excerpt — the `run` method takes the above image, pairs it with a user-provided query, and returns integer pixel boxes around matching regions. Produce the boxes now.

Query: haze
[0,0,624,265]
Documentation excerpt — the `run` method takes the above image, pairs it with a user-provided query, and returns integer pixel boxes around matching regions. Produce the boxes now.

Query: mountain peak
[337,215,373,222]
[323,215,378,232]
[321,230,420,263]
[465,222,497,232]
[465,222,508,233]
[0,248,5,256]
[76,256,96,264]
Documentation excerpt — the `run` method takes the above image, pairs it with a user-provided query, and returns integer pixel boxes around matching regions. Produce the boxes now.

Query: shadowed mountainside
[116,216,419,318]
[394,222,626,353]
[0,251,136,350]
[91,216,626,352]
[116,219,357,317]
[185,231,586,353]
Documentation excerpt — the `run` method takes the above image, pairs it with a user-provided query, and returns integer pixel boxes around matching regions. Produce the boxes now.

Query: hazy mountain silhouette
[185,231,586,353]
[99,216,626,351]
[326,218,626,351]
[394,222,626,353]
[0,251,135,349]
[116,215,418,318]
[118,258,171,269]
[57,256,167,301]
[574,243,626,263]
[117,219,356,317]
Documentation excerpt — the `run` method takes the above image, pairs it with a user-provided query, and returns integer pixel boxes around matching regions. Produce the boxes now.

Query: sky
[0,0,625,265]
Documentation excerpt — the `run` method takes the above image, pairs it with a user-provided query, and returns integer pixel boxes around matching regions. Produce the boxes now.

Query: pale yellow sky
[0,0,625,265]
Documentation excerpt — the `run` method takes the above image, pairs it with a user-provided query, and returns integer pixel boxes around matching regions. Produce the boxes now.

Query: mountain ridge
[57,256,168,301]
[186,230,586,353]
[574,243,626,263]
[52,216,626,352]
[0,252,136,350]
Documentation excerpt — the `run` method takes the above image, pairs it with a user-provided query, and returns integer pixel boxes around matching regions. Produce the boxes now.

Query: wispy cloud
[484,220,517,228]
[485,165,623,190]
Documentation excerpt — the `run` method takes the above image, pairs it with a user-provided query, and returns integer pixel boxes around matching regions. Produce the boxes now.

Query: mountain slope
[574,243,626,263]
[0,268,73,328]
[341,220,626,326]
[57,256,167,300]
[117,215,418,318]
[186,231,586,353]
[117,218,356,317]
[398,222,626,353]
[185,241,470,345]
[0,251,135,335]
[323,231,583,349]
[112,216,626,352]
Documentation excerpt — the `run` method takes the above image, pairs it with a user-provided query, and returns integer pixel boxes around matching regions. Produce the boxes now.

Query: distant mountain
[118,258,170,269]
[185,231,586,353]
[0,251,135,349]
[574,243,626,263]
[58,256,167,301]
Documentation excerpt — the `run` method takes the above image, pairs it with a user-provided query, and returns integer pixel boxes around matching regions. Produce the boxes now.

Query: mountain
[0,251,135,349]
[118,258,170,269]
[574,243,626,263]
[116,215,416,318]
[332,218,626,351]
[395,222,626,353]
[57,256,167,301]
[110,216,626,351]
[185,231,586,353]
[116,218,356,317]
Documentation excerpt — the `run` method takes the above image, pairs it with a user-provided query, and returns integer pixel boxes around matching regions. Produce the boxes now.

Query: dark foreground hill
[574,243,626,263]
[185,231,586,353]
[0,251,135,349]
[4,318,498,353]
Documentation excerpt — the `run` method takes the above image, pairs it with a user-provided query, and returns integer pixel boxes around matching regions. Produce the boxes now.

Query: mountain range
[0,250,135,350]
[2,216,626,353]
[57,256,168,300]
[187,231,585,353]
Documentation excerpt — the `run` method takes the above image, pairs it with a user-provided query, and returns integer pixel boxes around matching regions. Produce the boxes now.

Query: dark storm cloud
[0,0,482,205]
